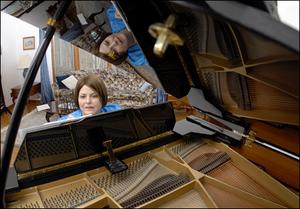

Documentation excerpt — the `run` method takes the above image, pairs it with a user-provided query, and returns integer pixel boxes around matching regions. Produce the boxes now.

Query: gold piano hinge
[244,130,256,147]
[148,14,184,57]
[47,18,63,29]
[102,131,175,157]
[18,131,174,180]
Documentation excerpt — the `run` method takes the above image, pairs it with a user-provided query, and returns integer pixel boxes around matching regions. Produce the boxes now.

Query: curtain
[78,47,109,72]
[53,35,75,76]
[39,28,54,103]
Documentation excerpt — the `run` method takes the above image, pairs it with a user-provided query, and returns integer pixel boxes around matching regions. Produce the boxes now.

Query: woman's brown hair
[74,74,108,107]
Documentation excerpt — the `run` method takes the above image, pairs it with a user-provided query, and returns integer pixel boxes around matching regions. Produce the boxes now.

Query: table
[10,82,41,104]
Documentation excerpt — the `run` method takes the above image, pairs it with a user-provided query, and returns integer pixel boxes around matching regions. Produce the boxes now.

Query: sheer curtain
[78,47,109,72]
[39,28,54,103]
[52,35,75,76]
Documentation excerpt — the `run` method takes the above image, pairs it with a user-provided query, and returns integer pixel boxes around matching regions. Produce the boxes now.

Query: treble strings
[91,154,191,208]
[170,139,286,207]
[189,151,230,174]
[120,174,190,208]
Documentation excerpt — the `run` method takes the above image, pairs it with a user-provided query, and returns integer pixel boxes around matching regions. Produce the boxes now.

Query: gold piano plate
[6,137,299,208]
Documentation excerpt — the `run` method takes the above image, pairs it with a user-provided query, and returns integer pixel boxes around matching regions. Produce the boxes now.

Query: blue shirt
[106,5,148,66]
[58,103,122,120]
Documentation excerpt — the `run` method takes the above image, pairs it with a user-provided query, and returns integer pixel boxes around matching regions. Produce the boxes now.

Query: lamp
[17,54,32,78]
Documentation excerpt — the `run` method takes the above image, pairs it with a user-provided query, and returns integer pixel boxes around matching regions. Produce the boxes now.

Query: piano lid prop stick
[0,1,72,207]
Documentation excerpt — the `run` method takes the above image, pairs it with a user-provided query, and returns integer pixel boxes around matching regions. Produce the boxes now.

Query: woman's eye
[92,95,99,98]
[79,95,85,99]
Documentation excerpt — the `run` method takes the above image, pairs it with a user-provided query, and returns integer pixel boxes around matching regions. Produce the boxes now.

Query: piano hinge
[187,109,254,147]
[148,14,184,57]
[243,130,257,147]
[47,18,63,29]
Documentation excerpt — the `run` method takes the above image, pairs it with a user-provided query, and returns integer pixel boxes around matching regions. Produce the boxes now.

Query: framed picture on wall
[23,36,35,50]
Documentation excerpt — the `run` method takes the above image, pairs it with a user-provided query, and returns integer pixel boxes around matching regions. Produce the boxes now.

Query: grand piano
[1,1,299,208]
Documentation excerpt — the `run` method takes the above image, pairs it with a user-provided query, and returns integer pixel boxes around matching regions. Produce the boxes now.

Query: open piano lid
[2,1,298,125]
[115,0,299,126]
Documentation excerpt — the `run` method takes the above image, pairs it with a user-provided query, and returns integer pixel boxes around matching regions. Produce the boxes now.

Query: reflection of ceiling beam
[196,21,299,99]
[198,55,298,71]
[199,63,299,99]
[197,56,299,99]
[0,1,15,11]
[226,107,299,126]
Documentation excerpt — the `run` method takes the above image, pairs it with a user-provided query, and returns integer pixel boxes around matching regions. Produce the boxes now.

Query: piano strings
[157,187,208,208]
[6,137,291,208]
[168,139,287,207]
[91,154,190,206]
[120,174,190,208]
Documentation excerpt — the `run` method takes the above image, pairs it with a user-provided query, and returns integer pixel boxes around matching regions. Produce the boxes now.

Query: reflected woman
[99,5,147,66]
[99,30,136,65]
[59,74,121,120]
[98,5,166,103]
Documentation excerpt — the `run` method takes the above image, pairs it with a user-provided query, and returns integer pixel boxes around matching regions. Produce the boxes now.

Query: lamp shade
[17,54,32,69]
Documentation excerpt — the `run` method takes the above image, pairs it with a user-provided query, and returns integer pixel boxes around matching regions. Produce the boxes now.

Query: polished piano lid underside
[115,1,299,126]
[1,1,298,125]
[13,103,176,177]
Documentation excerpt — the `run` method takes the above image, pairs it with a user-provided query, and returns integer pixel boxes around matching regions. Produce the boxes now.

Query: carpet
[1,109,57,146]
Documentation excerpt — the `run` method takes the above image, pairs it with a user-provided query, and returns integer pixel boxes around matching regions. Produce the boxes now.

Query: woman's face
[99,32,130,57]
[78,85,102,116]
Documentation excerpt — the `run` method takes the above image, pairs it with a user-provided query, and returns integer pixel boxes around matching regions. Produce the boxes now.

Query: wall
[1,12,53,106]
[277,1,299,31]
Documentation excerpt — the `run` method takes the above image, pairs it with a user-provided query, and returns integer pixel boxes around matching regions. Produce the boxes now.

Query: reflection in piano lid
[12,102,176,187]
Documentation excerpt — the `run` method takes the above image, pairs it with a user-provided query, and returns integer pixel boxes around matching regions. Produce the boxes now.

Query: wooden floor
[1,101,40,128]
